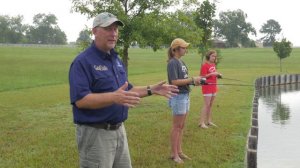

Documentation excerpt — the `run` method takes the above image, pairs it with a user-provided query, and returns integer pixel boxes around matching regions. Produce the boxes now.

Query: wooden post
[247,149,257,168]
[252,118,258,127]
[251,126,258,137]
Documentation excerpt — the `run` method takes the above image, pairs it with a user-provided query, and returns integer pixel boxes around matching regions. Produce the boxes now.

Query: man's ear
[92,27,97,35]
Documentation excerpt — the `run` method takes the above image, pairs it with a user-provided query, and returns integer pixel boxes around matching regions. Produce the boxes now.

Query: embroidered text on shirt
[94,65,108,71]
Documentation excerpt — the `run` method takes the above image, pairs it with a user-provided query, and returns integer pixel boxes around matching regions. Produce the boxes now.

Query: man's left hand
[151,81,179,98]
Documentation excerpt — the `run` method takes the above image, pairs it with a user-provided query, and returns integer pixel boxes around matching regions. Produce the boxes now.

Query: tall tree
[0,15,10,43]
[76,29,92,44]
[193,0,216,62]
[136,11,202,50]
[273,38,292,72]
[76,28,92,50]
[214,9,256,47]
[260,19,281,47]
[71,0,203,72]
[26,13,67,44]
[0,15,25,43]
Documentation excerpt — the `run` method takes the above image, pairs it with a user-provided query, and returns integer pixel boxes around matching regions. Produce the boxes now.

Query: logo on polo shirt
[116,60,123,67]
[94,65,108,71]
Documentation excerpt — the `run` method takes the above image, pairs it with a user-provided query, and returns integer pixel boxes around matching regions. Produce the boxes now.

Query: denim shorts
[168,93,190,115]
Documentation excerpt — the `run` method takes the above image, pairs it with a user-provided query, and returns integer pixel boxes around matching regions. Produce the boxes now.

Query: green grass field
[0,46,299,168]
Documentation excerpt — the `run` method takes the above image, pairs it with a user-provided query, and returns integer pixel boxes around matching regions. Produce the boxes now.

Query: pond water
[257,83,300,168]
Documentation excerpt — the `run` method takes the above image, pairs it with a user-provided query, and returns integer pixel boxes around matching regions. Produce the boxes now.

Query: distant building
[255,40,263,48]
[212,39,226,48]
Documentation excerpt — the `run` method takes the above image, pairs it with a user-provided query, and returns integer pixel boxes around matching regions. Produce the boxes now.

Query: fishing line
[188,78,254,87]
[219,77,250,83]
[205,83,254,87]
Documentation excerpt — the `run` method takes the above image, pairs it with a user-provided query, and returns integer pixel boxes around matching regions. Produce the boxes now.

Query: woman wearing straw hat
[166,38,203,164]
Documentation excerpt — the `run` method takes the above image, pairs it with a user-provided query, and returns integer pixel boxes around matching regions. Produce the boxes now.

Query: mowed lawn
[0,46,299,168]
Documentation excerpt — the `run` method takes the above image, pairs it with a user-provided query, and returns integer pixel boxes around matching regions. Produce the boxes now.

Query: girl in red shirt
[199,50,222,128]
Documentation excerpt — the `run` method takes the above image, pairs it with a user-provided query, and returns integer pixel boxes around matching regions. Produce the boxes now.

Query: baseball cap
[171,38,190,49]
[93,12,124,28]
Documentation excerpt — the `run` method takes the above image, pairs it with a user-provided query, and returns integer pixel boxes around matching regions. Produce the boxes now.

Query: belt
[87,122,122,130]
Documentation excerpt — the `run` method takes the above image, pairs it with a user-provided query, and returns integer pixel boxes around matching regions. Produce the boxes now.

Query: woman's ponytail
[167,47,174,62]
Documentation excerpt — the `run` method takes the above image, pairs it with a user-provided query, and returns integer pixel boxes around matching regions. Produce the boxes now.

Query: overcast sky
[1,0,299,46]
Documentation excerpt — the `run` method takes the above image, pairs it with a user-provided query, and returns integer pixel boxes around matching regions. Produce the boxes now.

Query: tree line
[1,2,283,48]
[0,13,67,44]
[0,0,291,72]
[72,0,287,71]
[0,1,287,51]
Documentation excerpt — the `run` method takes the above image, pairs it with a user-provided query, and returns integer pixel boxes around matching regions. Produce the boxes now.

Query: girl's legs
[199,95,214,128]
[199,106,208,128]
[169,93,190,163]
[177,113,187,154]
[170,115,186,163]
[177,113,191,160]
[207,96,216,126]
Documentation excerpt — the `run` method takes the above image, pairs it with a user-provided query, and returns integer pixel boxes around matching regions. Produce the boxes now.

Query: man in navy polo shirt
[69,12,178,168]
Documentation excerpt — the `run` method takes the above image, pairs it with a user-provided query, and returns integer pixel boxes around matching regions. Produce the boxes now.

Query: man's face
[93,22,119,52]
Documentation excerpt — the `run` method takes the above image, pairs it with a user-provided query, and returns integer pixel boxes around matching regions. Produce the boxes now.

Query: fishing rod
[218,77,250,83]
[191,76,300,87]
[205,82,254,87]
[189,78,254,87]
[216,74,251,83]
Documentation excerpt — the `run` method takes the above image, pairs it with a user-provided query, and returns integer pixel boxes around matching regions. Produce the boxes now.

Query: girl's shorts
[168,93,190,115]
[203,93,217,97]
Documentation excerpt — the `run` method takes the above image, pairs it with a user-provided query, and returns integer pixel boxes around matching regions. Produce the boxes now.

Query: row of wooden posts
[245,74,300,168]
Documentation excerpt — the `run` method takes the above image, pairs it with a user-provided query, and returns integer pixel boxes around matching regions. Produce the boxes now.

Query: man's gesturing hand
[113,82,141,108]
[151,81,179,99]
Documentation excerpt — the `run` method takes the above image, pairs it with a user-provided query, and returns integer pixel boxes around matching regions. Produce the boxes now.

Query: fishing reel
[200,78,207,85]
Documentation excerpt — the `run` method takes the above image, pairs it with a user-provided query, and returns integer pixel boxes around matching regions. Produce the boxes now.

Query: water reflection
[272,100,290,125]
[257,83,300,168]
[259,83,300,125]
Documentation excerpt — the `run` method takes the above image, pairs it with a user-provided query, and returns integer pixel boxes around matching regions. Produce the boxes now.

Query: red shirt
[200,63,217,94]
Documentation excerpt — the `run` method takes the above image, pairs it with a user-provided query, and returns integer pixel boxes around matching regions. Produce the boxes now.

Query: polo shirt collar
[91,41,117,60]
